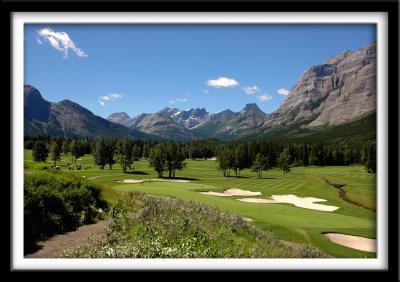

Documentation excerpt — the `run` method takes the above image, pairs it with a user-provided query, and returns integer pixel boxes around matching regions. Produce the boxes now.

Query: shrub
[24,172,108,252]
[62,193,328,259]
[32,163,49,170]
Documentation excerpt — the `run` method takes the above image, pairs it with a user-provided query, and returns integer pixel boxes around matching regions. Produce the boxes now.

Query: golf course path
[25,220,108,258]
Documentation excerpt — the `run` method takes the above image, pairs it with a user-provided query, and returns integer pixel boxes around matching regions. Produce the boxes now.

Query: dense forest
[25,134,377,174]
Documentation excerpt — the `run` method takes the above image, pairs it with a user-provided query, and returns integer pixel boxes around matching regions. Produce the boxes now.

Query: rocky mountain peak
[207,109,237,122]
[165,107,210,130]
[109,112,130,119]
[265,42,376,129]
[107,112,131,125]
[24,85,153,140]
[324,50,353,65]
[242,103,264,114]
[24,85,41,98]
[58,99,95,117]
[180,108,208,118]
[24,85,51,122]
[157,107,181,117]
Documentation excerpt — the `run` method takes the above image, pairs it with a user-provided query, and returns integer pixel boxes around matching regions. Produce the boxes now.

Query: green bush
[24,172,108,251]
[32,163,49,170]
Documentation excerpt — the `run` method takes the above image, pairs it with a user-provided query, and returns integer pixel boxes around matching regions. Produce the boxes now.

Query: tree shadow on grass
[125,171,150,175]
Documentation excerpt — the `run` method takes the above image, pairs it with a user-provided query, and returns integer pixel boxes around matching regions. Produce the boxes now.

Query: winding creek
[324,179,375,212]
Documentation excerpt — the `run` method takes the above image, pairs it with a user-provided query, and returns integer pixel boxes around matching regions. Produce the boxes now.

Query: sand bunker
[325,233,376,252]
[114,179,144,184]
[238,198,278,203]
[115,179,191,184]
[242,217,253,222]
[149,179,191,183]
[200,188,262,197]
[271,194,339,212]
[237,194,339,212]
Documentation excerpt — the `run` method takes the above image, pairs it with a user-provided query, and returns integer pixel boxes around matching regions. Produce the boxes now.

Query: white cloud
[36,38,43,45]
[169,98,188,105]
[207,77,239,88]
[203,89,209,94]
[277,88,289,96]
[257,93,272,102]
[37,27,88,58]
[98,93,124,106]
[243,85,260,95]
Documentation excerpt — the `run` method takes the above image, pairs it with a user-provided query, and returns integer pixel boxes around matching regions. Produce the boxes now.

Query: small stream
[324,179,375,212]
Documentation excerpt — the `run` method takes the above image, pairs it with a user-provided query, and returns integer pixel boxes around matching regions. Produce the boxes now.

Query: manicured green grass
[24,150,376,258]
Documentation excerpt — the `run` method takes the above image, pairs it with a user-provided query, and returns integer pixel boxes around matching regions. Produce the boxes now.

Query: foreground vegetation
[62,192,328,258]
[24,172,107,253]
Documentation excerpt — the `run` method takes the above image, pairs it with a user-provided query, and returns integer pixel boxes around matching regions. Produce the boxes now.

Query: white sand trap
[325,233,376,252]
[115,179,144,184]
[242,217,253,222]
[200,188,262,197]
[149,179,191,183]
[238,198,278,203]
[116,179,191,183]
[237,194,339,212]
[270,194,339,212]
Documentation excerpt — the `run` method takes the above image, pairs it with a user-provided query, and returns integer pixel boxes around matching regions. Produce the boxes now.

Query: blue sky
[24,24,375,119]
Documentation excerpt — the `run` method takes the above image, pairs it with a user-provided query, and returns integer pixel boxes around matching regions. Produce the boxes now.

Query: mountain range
[24,85,156,140]
[24,42,376,141]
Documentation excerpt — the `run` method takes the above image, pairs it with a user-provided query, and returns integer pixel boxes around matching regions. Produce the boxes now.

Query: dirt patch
[25,220,108,258]
[238,198,278,203]
[200,188,262,197]
[324,233,376,253]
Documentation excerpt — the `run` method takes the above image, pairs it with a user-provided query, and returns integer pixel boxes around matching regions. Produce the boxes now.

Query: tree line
[216,140,376,175]
[25,135,376,175]
[25,136,217,162]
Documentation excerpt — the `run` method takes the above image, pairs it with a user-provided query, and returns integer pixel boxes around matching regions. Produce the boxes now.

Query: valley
[22,41,377,260]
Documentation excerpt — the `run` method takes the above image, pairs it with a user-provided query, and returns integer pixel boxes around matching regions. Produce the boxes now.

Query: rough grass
[62,192,328,258]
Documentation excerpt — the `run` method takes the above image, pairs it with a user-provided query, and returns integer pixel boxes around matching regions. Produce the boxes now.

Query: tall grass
[63,192,328,258]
